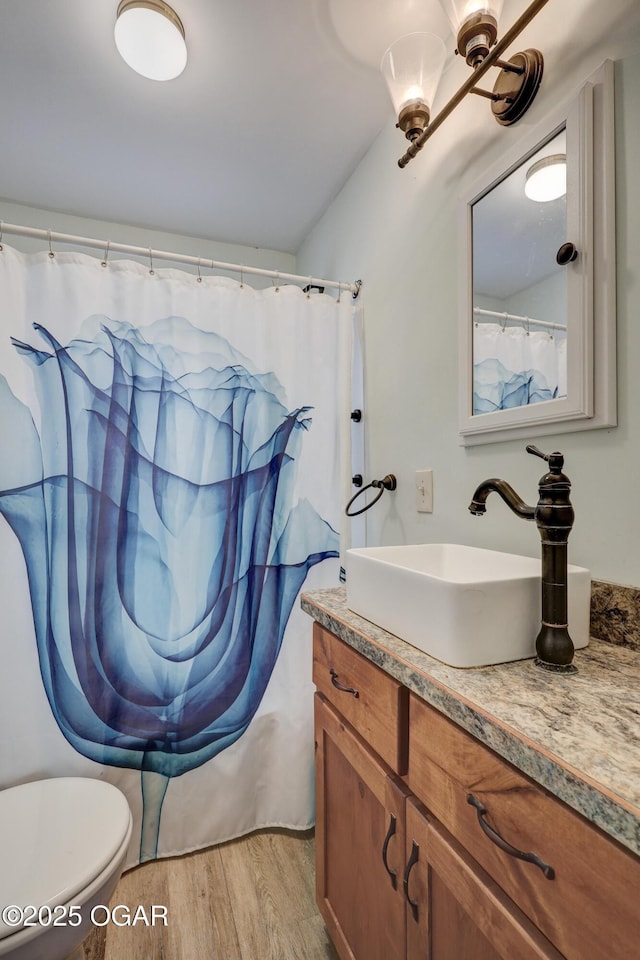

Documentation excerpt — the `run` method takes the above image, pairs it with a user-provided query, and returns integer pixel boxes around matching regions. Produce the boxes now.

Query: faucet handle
[526,444,549,461]
[526,445,565,473]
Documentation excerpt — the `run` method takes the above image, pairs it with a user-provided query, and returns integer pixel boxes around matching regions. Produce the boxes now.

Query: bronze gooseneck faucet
[469,445,577,673]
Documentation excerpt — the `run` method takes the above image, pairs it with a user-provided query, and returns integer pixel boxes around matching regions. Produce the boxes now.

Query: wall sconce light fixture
[524,153,567,202]
[381,33,447,142]
[383,0,551,168]
[114,0,187,81]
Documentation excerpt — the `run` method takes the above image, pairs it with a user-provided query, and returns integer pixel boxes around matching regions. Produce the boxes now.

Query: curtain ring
[149,248,155,276]
[306,276,312,299]
[501,312,507,332]
[240,266,244,289]
[48,230,55,260]
[101,240,110,268]
[0,220,4,252]
[336,282,341,304]
[197,257,202,283]
[525,316,530,336]
[274,272,280,293]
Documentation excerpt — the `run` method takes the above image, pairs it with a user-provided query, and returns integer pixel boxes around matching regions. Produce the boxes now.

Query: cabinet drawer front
[408,694,640,960]
[312,623,408,773]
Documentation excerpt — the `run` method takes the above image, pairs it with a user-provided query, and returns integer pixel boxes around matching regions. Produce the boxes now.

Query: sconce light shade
[115,0,187,81]
[525,154,567,202]
[438,0,505,31]
[381,33,447,141]
[437,0,505,65]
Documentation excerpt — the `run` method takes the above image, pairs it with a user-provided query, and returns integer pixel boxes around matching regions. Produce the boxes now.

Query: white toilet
[0,777,132,960]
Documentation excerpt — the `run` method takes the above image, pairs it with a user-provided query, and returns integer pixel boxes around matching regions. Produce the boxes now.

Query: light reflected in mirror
[471,129,567,415]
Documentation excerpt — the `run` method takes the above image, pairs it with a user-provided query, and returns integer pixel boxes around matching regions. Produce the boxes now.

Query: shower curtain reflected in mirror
[473,321,567,414]
[0,245,358,864]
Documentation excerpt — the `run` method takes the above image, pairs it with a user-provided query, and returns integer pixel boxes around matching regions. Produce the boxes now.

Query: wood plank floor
[82,829,339,960]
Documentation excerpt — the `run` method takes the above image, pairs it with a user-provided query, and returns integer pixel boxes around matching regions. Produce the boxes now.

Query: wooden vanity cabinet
[312,624,640,960]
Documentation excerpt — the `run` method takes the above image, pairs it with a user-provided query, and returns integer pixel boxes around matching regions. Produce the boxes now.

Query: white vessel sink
[345,543,591,668]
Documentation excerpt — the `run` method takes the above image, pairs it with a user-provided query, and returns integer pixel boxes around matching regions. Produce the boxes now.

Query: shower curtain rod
[473,306,566,332]
[0,221,361,296]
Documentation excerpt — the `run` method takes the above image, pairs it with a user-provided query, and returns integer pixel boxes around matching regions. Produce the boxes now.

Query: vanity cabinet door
[314,693,409,960]
[404,798,562,960]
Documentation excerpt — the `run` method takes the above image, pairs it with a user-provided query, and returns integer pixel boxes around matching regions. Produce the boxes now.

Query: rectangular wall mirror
[458,61,616,445]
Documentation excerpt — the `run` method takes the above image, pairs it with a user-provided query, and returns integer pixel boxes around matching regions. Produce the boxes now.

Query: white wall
[297,16,640,587]
[0,198,296,286]
[474,270,567,336]
[505,270,566,335]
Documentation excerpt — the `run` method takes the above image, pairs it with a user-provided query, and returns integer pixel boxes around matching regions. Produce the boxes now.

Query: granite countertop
[301,587,640,858]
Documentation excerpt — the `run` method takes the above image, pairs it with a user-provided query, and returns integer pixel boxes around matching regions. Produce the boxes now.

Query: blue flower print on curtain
[0,316,339,860]
[473,357,558,414]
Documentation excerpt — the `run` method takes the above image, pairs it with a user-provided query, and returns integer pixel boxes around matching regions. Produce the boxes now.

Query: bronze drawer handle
[403,840,420,921]
[329,668,359,698]
[381,813,398,890]
[466,794,555,879]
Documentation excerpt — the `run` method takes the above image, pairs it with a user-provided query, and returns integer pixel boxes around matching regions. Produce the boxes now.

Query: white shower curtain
[0,244,358,866]
[473,322,567,414]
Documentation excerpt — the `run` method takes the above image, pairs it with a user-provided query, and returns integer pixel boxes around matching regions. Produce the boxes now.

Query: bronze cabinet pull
[467,794,555,879]
[381,814,398,889]
[403,840,420,920]
[329,668,359,698]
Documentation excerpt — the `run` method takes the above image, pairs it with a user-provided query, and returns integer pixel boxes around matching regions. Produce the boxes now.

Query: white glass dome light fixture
[525,154,567,202]
[381,33,447,142]
[114,0,187,81]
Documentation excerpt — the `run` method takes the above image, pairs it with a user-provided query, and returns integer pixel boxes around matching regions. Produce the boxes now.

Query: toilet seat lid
[0,777,132,939]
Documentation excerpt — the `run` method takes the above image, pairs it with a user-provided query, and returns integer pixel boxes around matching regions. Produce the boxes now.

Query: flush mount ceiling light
[383,0,551,168]
[114,0,187,81]
[525,154,567,202]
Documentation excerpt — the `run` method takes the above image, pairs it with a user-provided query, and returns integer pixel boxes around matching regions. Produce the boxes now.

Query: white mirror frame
[458,60,616,445]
